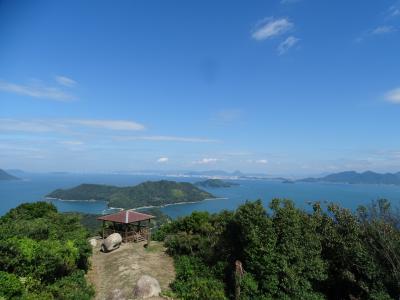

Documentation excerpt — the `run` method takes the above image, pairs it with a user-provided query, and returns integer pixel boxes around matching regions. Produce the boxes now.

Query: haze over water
[2,173,400,218]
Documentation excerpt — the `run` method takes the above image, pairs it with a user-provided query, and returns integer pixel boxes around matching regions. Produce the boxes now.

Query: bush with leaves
[0,202,94,299]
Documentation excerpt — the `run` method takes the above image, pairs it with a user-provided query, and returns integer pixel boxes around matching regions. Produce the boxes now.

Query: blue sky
[1,0,400,175]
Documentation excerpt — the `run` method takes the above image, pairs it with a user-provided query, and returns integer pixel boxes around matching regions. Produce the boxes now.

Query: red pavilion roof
[97,210,154,224]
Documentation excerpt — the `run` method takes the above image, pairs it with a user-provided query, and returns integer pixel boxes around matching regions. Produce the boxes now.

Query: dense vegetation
[0,202,94,299]
[0,169,19,180]
[47,180,215,209]
[195,179,239,188]
[154,199,400,300]
[299,170,400,185]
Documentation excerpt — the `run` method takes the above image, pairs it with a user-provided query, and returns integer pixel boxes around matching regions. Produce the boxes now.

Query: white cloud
[251,17,293,41]
[71,119,145,131]
[256,159,268,164]
[277,36,300,55]
[117,135,218,143]
[385,87,400,103]
[194,158,219,164]
[157,157,169,163]
[371,25,396,35]
[55,76,77,87]
[0,80,76,101]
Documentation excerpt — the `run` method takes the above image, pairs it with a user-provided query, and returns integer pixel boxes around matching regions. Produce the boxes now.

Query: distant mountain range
[0,169,20,180]
[298,171,400,185]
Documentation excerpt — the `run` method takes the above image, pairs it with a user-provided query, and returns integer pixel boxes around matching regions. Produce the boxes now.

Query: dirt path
[87,240,175,300]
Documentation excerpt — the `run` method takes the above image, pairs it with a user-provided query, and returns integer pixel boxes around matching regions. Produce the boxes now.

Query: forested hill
[0,169,19,180]
[195,178,239,188]
[298,170,400,185]
[47,180,215,209]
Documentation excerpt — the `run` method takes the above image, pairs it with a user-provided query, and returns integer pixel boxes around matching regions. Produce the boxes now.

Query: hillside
[195,178,239,188]
[47,180,215,209]
[298,170,400,185]
[0,169,19,180]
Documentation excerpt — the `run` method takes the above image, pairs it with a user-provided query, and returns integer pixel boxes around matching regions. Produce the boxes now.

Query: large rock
[133,275,161,299]
[101,233,122,252]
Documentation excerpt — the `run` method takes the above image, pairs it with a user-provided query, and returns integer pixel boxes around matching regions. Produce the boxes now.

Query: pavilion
[97,210,155,243]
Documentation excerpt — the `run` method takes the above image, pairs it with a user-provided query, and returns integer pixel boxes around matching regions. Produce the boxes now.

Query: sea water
[1,173,400,218]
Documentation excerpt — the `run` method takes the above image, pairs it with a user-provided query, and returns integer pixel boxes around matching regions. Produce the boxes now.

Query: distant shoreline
[45,196,228,212]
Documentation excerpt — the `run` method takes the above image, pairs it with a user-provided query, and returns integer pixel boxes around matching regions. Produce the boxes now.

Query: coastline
[46,196,228,213]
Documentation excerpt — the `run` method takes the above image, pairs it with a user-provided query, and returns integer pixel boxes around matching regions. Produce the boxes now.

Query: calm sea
[1,173,400,218]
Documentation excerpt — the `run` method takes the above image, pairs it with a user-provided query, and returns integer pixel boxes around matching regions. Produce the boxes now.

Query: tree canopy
[155,199,400,300]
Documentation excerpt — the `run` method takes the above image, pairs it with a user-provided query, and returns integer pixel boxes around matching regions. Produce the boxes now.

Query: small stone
[108,288,126,300]
[89,238,97,247]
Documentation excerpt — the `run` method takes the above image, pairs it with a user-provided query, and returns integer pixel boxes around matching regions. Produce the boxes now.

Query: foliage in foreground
[0,202,94,299]
[155,199,400,300]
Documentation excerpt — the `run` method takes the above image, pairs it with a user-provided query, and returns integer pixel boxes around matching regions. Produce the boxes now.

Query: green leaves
[156,199,400,299]
[0,202,94,299]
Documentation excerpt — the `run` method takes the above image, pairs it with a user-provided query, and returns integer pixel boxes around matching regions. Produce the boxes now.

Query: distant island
[298,171,400,185]
[0,169,19,180]
[47,180,215,209]
[195,178,239,188]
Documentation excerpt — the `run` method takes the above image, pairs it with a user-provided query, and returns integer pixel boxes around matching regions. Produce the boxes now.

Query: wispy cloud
[277,36,300,55]
[371,25,396,35]
[251,17,293,41]
[157,157,169,163]
[388,2,400,17]
[55,76,77,87]
[59,140,84,146]
[385,87,400,103]
[0,79,76,101]
[0,119,145,133]
[71,119,145,131]
[193,158,219,164]
[256,159,268,164]
[116,135,218,143]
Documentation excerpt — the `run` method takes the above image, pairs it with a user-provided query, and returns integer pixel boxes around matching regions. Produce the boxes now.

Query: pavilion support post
[102,220,105,240]
[113,222,115,233]
[147,219,151,246]
[125,224,128,243]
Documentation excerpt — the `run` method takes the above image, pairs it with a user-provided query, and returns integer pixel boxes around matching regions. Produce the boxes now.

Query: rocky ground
[87,239,175,300]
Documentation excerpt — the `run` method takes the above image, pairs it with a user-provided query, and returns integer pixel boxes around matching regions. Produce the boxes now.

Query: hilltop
[0,169,19,180]
[47,180,215,209]
[298,170,400,185]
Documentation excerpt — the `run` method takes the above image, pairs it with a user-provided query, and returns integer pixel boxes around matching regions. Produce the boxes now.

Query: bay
[1,173,400,218]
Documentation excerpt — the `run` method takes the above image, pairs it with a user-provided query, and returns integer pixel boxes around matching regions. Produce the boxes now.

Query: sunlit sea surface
[1,173,400,218]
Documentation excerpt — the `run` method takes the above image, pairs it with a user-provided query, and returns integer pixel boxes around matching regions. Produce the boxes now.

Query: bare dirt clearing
[87,240,175,300]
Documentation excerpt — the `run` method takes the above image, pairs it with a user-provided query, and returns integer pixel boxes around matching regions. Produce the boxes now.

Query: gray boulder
[101,233,122,252]
[133,275,161,299]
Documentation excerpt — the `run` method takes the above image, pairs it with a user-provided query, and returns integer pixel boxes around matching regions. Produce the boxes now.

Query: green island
[47,180,215,209]
[195,179,239,188]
